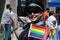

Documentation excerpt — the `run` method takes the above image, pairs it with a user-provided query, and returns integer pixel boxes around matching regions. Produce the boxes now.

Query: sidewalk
[11,32,18,40]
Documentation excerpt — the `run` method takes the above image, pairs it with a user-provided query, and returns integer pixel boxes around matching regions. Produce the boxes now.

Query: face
[8,5,11,10]
[27,7,43,23]
[28,12,42,22]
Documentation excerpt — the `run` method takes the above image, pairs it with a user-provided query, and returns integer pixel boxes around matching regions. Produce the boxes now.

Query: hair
[49,11,54,16]
[26,3,44,15]
[25,0,44,16]
[6,4,10,9]
[27,3,44,11]
[46,8,49,10]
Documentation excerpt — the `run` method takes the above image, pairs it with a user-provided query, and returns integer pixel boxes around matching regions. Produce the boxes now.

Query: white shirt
[10,11,15,21]
[4,9,15,24]
[4,9,11,24]
[46,15,57,29]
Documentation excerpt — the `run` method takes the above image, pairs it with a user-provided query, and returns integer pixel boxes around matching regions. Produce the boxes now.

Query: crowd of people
[2,1,60,40]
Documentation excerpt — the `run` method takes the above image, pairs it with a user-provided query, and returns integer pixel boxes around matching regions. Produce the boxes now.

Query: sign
[48,0,60,7]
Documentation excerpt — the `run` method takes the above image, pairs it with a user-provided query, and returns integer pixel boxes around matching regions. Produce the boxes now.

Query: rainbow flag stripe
[28,24,47,39]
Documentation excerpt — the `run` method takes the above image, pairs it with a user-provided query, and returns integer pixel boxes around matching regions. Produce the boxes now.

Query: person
[3,4,14,40]
[53,25,60,40]
[53,12,60,40]
[58,12,60,24]
[9,7,15,26]
[43,8,49,21]
[12,2,45,40]
[46,12,58,40]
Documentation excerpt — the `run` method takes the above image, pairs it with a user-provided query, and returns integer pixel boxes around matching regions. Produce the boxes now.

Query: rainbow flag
[28,24,50,39]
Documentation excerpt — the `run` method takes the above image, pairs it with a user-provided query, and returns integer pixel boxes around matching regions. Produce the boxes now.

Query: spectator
[43,8,49,21]
[46,12,58,40]
[12,3,45,40]
[53,11,60,40]
[4,4,14,40]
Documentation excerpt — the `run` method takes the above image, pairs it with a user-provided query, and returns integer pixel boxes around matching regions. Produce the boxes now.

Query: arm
[14,28,20,38]
[10,16,20,38]
[53,20,58,29]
